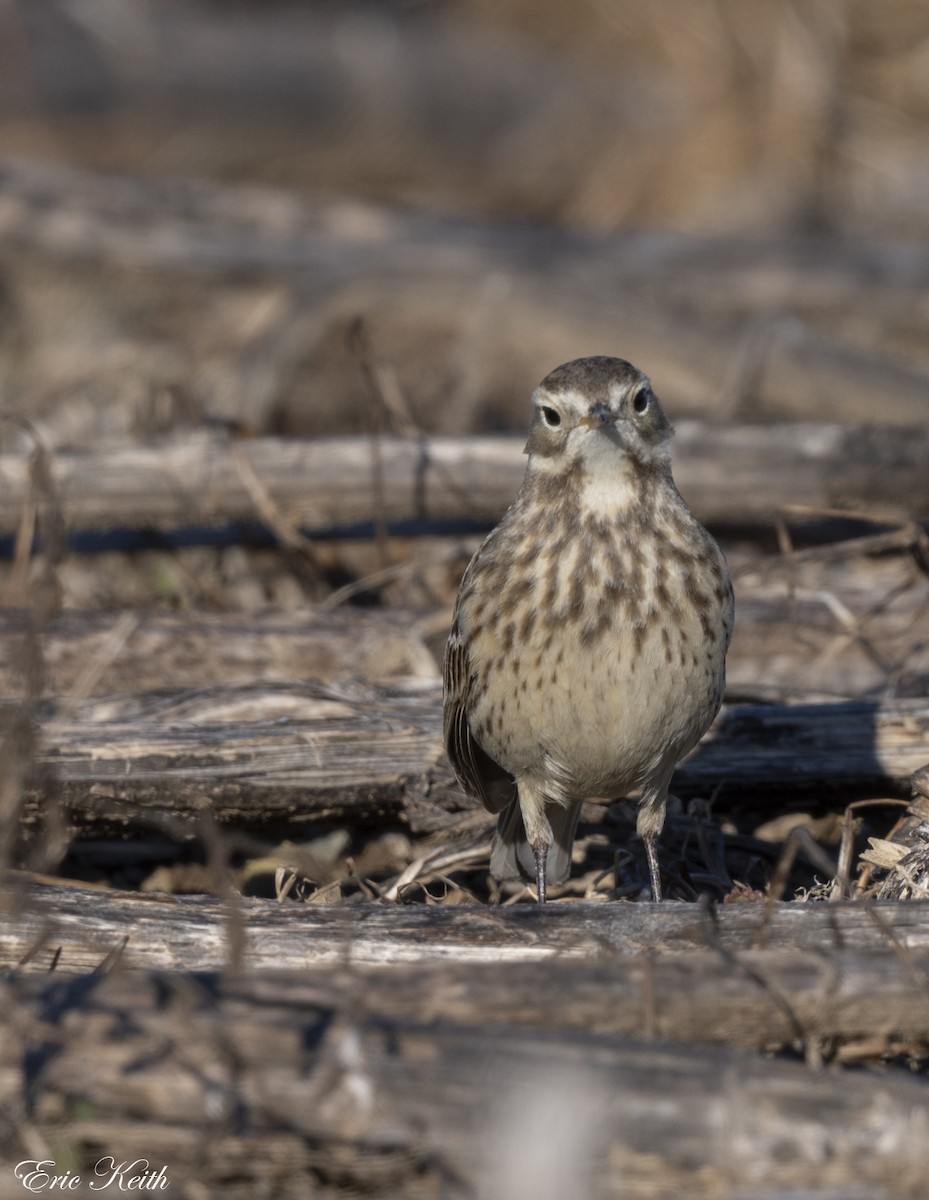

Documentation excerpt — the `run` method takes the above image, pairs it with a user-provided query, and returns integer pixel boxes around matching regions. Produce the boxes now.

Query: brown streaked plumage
[443,356,734,902]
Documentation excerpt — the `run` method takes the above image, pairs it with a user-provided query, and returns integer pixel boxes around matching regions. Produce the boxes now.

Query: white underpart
[529,382,658,521]
[573,422,639,519]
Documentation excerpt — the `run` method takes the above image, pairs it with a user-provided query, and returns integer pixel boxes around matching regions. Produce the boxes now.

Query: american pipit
[443,356,733,902]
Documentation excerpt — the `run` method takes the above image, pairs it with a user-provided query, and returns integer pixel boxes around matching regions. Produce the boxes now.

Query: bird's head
[524,357,673,482]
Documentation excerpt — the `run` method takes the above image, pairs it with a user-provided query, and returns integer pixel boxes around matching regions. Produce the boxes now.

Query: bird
[443,356,733,903]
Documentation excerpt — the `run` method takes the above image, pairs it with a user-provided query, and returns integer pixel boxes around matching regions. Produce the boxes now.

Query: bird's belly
[472,616,725,797]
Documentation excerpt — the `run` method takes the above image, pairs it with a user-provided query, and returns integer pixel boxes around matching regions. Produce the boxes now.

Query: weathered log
[8,886,929,1051]
[198,948,929,1051]
[2,426,929,540]
[2,544,927,701]
[681,696,929,797]
[22,679,457,834]
[2,962,928,1198]
[0,608,439,697]
[6,885,929,972]
[11,682,929,835]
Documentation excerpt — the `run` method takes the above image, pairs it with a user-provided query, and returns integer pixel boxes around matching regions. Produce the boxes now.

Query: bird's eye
[540,406,562,427]
[632,390,650,415]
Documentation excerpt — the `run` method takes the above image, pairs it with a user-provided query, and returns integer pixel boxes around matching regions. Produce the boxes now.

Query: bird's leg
[532,842,548,905]
[637,781,671,903]
[643,831,663,903]
[519,782,552,905]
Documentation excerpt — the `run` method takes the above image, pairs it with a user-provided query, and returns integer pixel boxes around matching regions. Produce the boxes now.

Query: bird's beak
[577,403,616,429]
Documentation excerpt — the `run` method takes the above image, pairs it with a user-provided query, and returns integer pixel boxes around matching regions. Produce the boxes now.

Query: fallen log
[11,682,929,835]
[6,884,929,971]
[2,426,929,540]
[9,891,929,1052]
[1,531,927,703]
[20,678,455,834]
[2,962,928,1198]
[0,607,440,698]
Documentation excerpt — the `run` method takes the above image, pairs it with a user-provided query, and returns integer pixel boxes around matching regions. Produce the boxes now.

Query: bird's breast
[460,510,731,794]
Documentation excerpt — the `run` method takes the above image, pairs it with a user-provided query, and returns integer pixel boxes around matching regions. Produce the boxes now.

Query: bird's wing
[443,625,516,815]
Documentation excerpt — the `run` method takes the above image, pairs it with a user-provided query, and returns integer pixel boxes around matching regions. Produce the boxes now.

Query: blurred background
[1,0,929,456]
[6,0,929,233]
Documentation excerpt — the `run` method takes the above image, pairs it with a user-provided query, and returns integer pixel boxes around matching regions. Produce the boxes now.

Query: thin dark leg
[533,844,548,905]
[644,833,663,903]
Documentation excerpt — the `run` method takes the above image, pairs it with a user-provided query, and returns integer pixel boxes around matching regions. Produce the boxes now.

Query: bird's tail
[490,798,582,886]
